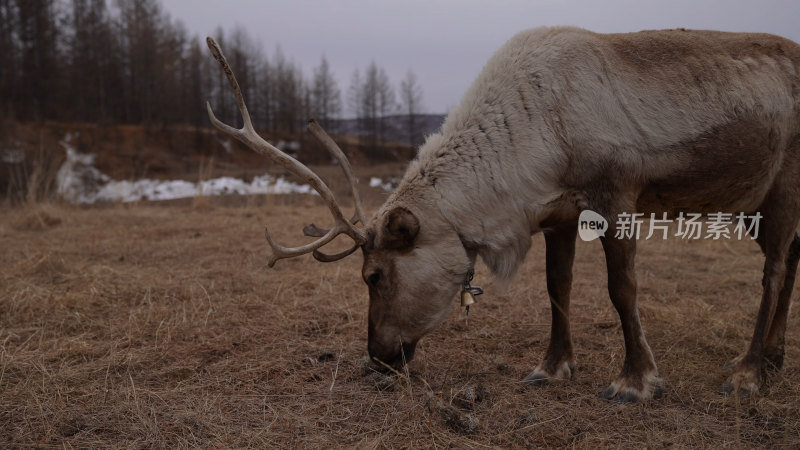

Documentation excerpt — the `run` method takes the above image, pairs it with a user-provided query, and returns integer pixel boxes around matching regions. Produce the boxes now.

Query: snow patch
[56,136,315,204]
[220,139,233,155]
[276,140,300,152]
[1,139,24,164]
[369,177,396,192]
[276,140,300,158]
[2,148,24,164]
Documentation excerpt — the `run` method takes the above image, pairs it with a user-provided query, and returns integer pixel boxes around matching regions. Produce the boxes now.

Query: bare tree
[347,68,363,134]
[256,57,274,133]
[68,0,119,122]
[399,69,424,147]
[361,63,379,144]
[114,0,164,124]
[0,0,19,117]
[228,26,260,126]
[182,36,209,128]
[311,55,342,131]
[375,64,396,147]
[272,46,304,134]
[356,61,395,152]
[16,0,61,121]
[159,19,189,124]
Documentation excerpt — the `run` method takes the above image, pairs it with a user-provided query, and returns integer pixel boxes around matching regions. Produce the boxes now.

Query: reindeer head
[206,38,471,369]
[361,203,472,366]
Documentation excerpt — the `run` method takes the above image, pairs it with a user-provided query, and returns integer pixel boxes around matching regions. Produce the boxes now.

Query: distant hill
[333,114,447,147]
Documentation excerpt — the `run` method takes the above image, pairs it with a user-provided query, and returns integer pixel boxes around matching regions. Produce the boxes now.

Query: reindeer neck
[387,125,565,279]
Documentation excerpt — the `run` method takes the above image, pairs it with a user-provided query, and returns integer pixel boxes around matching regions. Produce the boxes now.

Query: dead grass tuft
[12,252,72,280]
[427,392,479,434]
[11,207,63,231]
[1,192,798,448]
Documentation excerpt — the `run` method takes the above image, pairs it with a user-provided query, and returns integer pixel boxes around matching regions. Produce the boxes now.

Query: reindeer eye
[367,272,381,287]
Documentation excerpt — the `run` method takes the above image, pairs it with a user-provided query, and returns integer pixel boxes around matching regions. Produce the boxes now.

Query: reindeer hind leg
[723,193,800,396]
[763,234,800,371]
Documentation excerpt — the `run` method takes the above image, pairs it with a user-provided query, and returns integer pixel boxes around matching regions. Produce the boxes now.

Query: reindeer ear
[382,207,420,250]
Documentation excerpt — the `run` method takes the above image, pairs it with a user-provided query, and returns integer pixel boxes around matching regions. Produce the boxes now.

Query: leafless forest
[0,0,429,183]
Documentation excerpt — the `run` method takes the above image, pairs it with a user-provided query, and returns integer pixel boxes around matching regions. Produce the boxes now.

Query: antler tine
[300,121,367,258]
[303,219,362,262]
[312,244,360,262]
[264,223,353,267]
[205,37,366,266]
[307,119,368,227]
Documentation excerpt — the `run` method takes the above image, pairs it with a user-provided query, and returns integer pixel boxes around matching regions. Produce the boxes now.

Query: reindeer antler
[205,37,366,267]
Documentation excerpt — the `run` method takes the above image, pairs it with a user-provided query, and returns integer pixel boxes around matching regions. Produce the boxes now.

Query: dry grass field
[2,191,800,448]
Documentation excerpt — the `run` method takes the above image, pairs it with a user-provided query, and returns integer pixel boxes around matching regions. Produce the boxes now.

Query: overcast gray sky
[161,0,800,114]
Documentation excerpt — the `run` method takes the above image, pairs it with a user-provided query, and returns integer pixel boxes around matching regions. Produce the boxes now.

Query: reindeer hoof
[523,361,574,386]
[721,370,760,397]
[719,382,758,397]
[600,386,641,403]
[599,373,663,403]
[523,372,549,386]
[719,383,735,396]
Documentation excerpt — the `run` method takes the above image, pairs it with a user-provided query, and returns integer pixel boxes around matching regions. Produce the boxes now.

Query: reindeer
[205,26,800,402]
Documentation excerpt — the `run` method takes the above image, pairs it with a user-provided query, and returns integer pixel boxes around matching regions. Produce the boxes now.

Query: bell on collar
[461,289,476,307]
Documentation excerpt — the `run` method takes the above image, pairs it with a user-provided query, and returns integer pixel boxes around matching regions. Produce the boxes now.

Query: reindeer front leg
[524,223,578,385]
[599,228,663,402]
